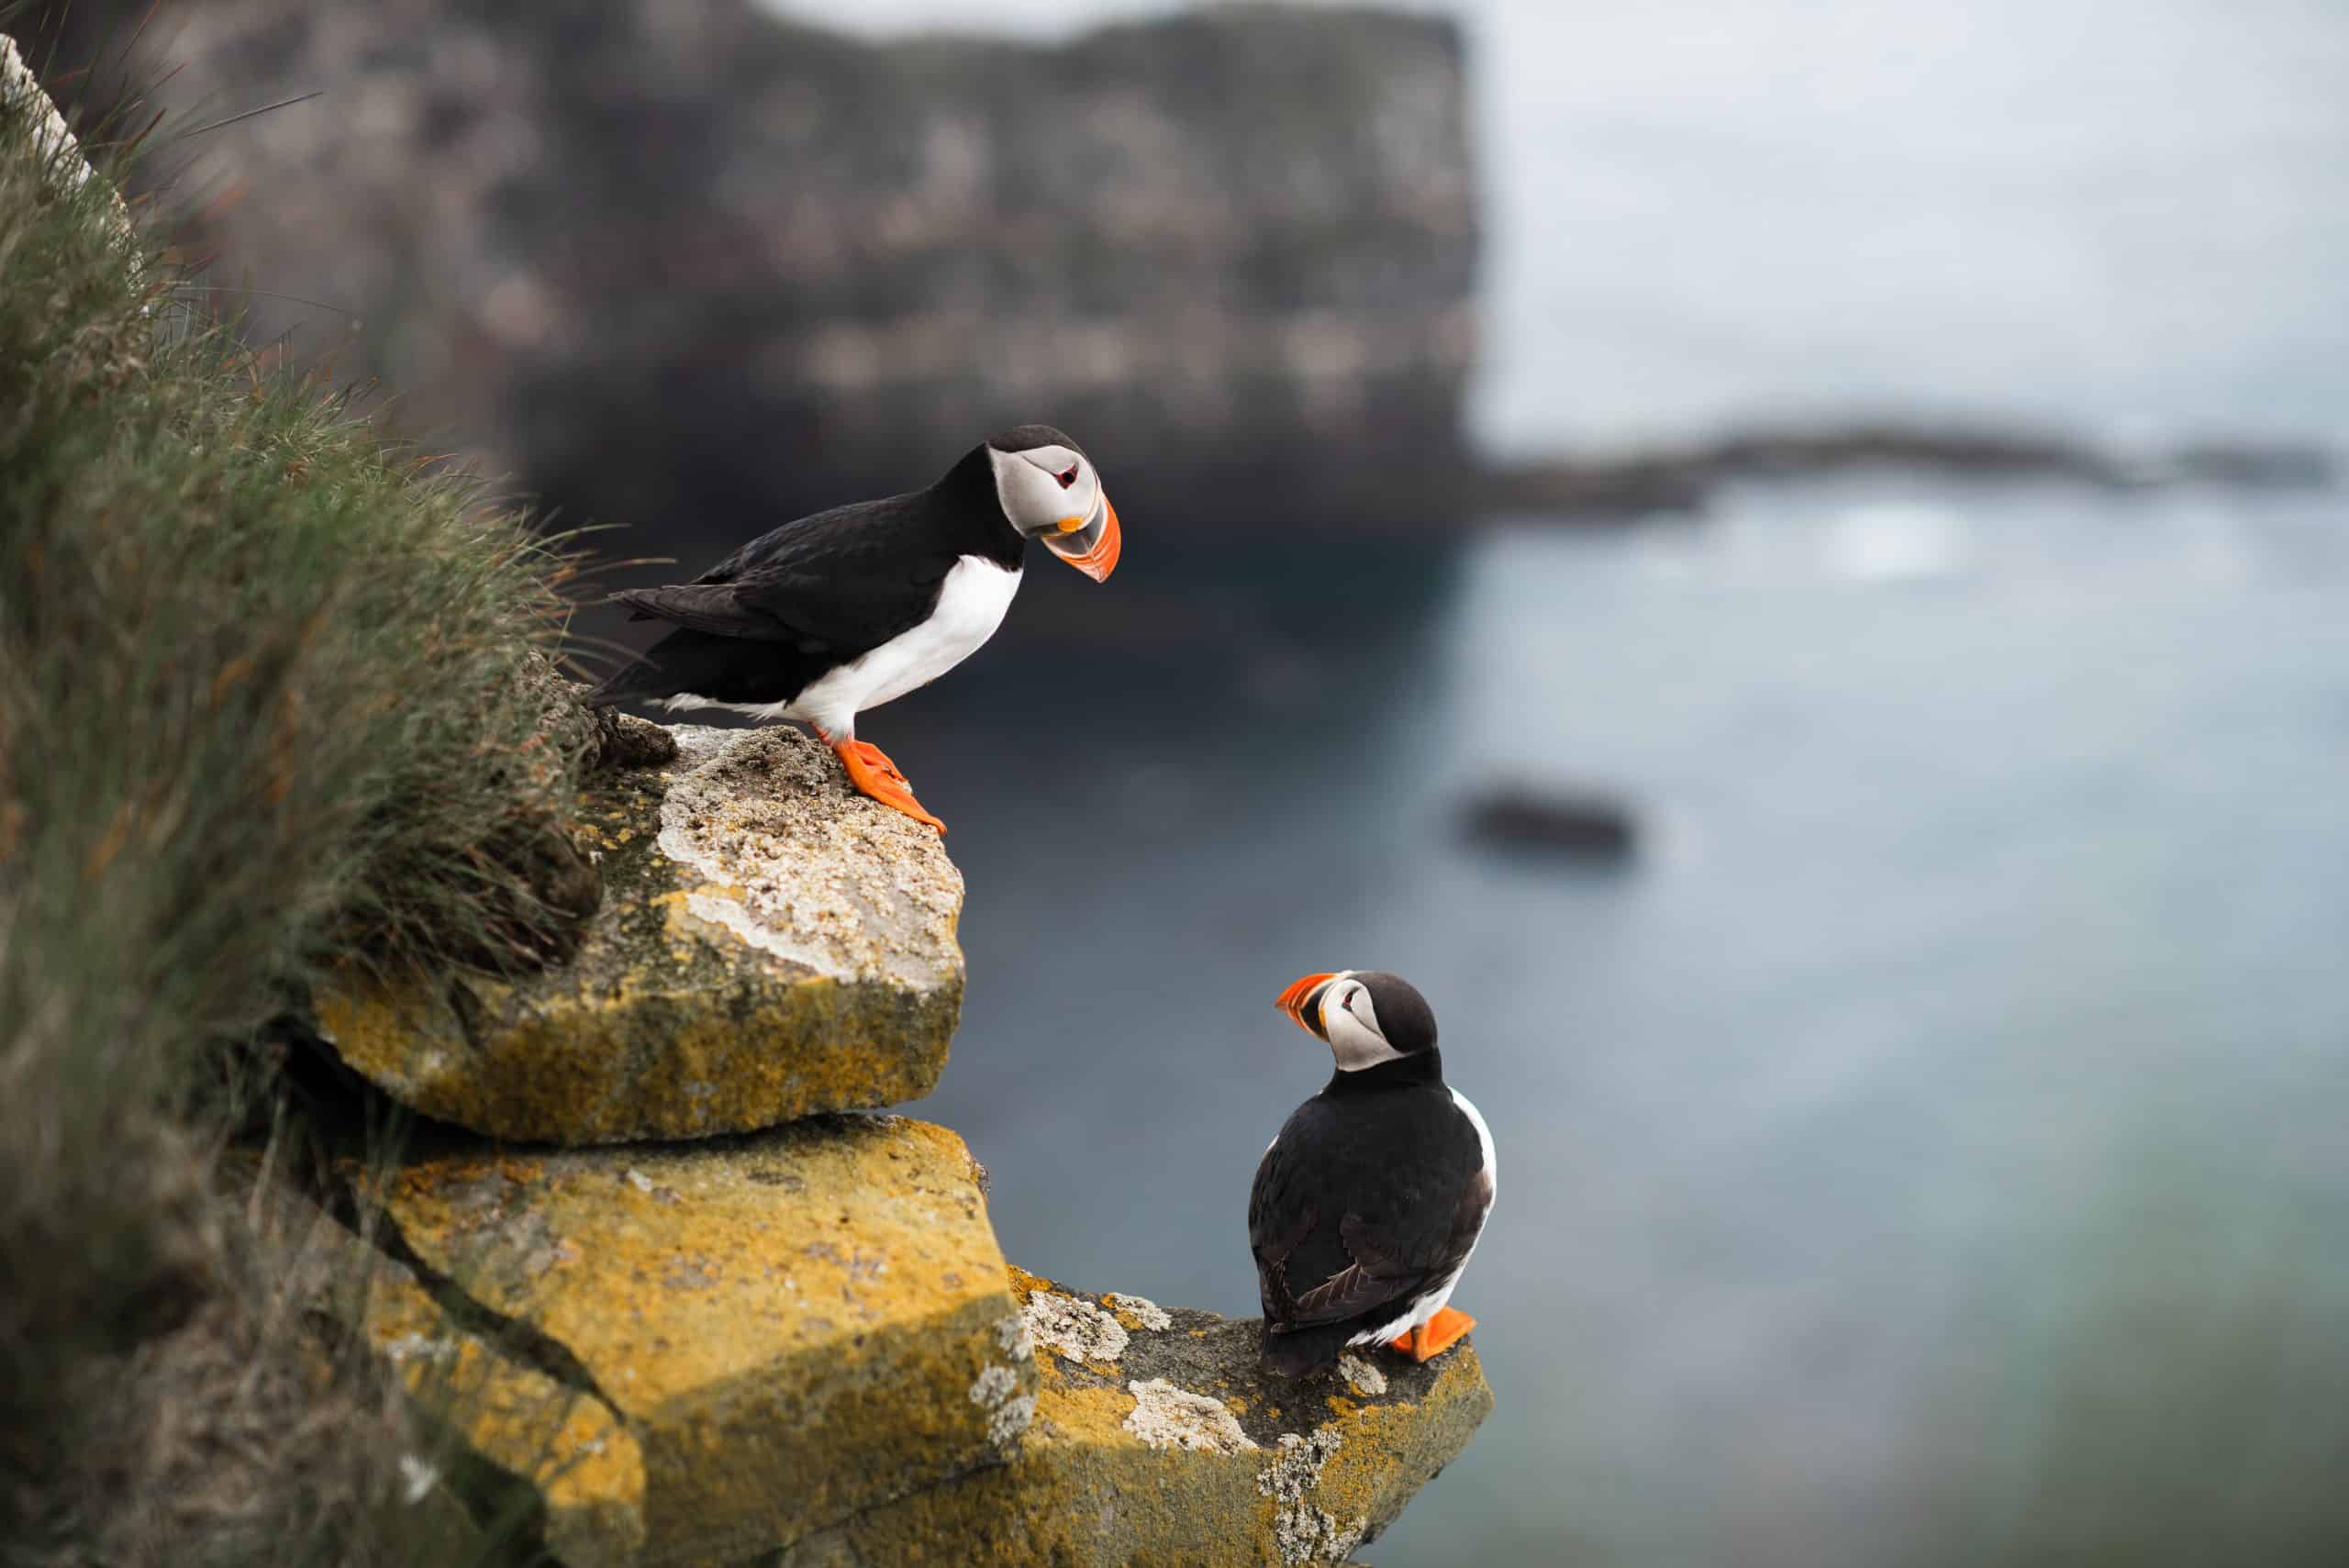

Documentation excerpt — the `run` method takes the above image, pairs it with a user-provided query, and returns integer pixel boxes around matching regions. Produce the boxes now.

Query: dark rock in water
[1475,423,2338,520]
[2165,440,2337,490]
[1459,785,1637,862]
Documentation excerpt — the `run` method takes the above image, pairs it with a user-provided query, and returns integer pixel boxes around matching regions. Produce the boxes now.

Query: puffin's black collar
[1324,1048,1446,1096]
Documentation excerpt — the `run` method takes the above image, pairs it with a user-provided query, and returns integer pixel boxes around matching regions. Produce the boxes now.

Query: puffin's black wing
[610,565,951,652]
[1248,1095,1489,1339]
[617,490,963,654]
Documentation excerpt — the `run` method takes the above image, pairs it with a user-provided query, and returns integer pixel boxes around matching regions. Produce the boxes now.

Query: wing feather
[610,490,963,656]
[610,584,800,642]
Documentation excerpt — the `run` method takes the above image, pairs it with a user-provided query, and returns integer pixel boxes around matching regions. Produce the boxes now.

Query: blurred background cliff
[14,1,2346,1564]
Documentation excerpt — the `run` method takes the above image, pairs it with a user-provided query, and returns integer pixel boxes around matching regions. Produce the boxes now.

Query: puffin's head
[983,424,1121,583]
[1275,969,1438,1072]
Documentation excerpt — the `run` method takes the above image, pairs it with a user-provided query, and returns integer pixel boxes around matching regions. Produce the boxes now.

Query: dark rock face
[115,0,1478,534]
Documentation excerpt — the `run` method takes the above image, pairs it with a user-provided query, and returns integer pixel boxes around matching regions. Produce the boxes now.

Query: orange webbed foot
[1391,1306,1475,1363]
[830,740,946,833]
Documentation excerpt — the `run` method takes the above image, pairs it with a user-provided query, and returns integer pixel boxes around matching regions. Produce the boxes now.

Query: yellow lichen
[775,1267,1494,1565]
[370,1118,1031,1562]
[312,725,965,1146]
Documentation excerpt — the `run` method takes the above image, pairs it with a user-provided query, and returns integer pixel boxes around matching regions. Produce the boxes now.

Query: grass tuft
[2,32,591,1563]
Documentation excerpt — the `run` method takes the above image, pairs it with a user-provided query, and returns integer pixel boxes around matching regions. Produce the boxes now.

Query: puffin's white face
[986,442,1121,582]
[1275,970,1409,1072]
[1319,973,1406,1071]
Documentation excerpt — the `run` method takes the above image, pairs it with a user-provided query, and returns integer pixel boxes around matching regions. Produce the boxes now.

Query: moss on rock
[356,1115,1032,1562]
[315,725,965,1144]
[340,1245,647,1566]
[772,1267,1492,1566]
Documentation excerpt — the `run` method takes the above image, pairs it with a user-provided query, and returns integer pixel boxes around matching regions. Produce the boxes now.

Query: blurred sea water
[791,1,2349,1558]
[902,478,2349,1564]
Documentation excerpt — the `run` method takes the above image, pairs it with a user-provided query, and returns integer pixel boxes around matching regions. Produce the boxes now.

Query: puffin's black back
[1249,1051,1489,1374]
[588,446,1019,707]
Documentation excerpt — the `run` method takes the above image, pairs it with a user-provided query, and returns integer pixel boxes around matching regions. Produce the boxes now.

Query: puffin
[587,425,1120,831]
[1250,970,1496,1378]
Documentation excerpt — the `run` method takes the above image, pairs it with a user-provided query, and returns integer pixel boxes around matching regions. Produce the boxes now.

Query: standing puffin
[1250,970,1496,1377]
[587,426,1120,831]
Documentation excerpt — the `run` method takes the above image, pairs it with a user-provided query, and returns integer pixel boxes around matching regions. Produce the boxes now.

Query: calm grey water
[893,478,2349,1564]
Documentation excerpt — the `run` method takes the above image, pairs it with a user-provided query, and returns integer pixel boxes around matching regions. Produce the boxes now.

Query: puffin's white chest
[786,556,1020,734]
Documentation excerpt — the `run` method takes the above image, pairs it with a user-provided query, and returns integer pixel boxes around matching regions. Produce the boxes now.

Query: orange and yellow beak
[1041,494,1121,583]
[1275,973,1338,1037]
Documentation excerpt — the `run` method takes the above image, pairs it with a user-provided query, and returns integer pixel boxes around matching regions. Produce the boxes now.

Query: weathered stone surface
[358,1116,1033,1563]
[316,724,964,1143]
[225,1161,648,1568]
[1,33,136,250]
[774,1266,1492,1567]
[339,1241,647,1566]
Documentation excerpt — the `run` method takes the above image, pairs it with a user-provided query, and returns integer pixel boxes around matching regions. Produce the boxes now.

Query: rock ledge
[774,1266,1493,1566]
[347,1114,1029,1563]
[317,725,965,1144]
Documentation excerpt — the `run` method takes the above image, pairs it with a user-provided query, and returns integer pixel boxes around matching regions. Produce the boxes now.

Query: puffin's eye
[1056,464,1079,489]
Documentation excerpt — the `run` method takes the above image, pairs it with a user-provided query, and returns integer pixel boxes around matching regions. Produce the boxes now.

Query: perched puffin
[587,426,1120,831]
[1250,971,1496,1377]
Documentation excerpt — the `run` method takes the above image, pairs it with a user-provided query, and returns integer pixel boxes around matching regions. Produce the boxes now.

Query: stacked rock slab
[774,1269,1494,1566]
[355,1117,1032,1562]
[317,725,965,1142]
[302,718,1488,1562]
[302,722,1036,1561]
[250,1173,650,1568]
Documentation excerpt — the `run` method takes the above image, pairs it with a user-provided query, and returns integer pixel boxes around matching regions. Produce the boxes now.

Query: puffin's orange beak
[1275,973,1337,1035]
[1042,494,1120,583]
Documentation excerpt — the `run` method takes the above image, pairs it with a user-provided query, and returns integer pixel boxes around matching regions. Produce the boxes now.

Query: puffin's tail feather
[1257,1320,1360,1379]
[584,656,665,709]
[584,629,721,709]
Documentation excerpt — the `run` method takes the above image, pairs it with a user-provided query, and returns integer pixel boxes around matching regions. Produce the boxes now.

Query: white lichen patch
[395,1453,443,1507]
[966,1363,1035,1446]
[995,1311,1035,1361]
[378,1331,461,1366]
[1107,1291,1172,1330]
[1337,1353,1387,1396]
[1021,1290,1129,1364]
[968,1364,1021,1406]
[1277,1507,1366,1564]
[1259,1429,1341,1505]
[1259,1429,1363,1564]
[1122,1378,1256,1453]
[656,727,963,989]
[986,1393,1037,1445]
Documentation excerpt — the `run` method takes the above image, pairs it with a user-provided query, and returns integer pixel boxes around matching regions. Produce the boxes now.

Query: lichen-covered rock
[773,1267,1492,1566]
[340,1242,647,1566]
[356,1115,1033,1563]
[228,1163,649,1568]
[315,724,964,1143]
